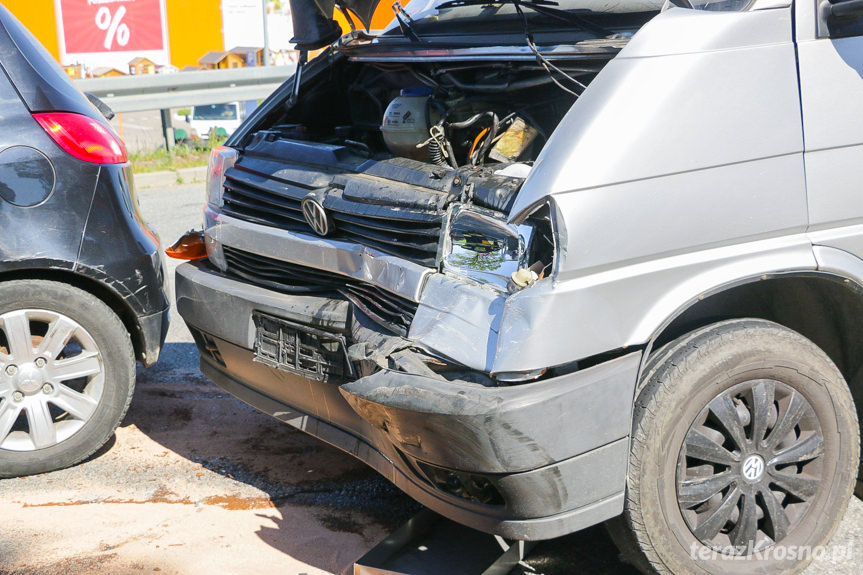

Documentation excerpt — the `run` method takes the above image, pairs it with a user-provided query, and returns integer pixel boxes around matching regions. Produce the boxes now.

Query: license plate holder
[252,312,353,382]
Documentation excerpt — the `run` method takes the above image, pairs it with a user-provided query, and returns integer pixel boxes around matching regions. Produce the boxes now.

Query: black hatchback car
[0,6,168,477]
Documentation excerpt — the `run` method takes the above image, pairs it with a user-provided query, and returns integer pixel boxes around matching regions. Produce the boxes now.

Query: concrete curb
[135,165,207,189]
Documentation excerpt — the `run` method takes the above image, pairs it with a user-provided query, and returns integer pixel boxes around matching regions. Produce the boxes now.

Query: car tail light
[32,112,127,164]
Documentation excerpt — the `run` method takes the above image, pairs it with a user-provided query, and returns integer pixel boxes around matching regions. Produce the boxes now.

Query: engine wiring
[302,46,605,168]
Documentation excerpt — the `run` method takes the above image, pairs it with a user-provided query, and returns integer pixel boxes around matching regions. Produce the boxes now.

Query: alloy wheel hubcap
[14,364,43,393]
[676,379,824,555]
[0,310,104,451]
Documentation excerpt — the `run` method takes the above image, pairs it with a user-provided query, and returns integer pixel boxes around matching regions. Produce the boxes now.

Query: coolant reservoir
[381,87,433,160]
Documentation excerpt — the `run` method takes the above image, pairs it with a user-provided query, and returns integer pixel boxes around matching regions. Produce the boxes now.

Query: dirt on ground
[0,346,422,575]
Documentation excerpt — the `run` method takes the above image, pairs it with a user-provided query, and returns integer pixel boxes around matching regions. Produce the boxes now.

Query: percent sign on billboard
[60,0,165,54]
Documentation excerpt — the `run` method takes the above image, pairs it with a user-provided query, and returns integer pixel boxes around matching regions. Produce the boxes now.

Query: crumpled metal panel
[492,236,817,373]
[339,351,641,473]
[409,273,505,372]
[208,211,432,301]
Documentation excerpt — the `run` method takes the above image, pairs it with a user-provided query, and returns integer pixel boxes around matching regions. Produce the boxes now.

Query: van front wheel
[608,319,859,575]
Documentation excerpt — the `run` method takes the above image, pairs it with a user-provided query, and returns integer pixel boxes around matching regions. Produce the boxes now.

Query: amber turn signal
[166,230,208,260]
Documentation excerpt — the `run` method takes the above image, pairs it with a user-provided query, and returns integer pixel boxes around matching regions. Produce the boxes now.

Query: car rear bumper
[175,259,640,540]
[137,306,170,366]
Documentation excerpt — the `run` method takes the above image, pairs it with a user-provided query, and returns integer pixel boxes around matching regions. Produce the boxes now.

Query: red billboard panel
[60,0,164,54]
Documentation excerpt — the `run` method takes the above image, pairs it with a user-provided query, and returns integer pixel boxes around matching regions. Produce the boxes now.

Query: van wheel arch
[644,273,863,497]
[610,318,859,575]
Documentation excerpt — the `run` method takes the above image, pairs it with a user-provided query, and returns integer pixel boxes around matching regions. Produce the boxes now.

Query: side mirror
[827,0,863,20]
[819,0,863,37]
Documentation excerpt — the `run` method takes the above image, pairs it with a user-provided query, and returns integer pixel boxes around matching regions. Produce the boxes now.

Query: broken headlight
[442,206,532,291]
[206,146,237,207]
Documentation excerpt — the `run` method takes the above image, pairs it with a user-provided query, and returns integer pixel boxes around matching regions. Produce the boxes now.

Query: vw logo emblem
[301,196,332,237]
[742,454,765,482]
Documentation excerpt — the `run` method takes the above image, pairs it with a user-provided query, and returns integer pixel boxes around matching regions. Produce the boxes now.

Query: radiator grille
[221,166,442,266]
[223,246,417,336]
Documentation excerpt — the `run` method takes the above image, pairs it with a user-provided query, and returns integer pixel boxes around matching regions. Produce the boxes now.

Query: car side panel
[76,165,168,318]
[0,65,97,272]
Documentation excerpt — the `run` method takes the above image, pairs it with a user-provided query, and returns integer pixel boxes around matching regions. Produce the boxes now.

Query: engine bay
[254,57,610,173]
[217,54,618,291]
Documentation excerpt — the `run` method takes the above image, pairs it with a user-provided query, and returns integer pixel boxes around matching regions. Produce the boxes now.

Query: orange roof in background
[369,0,405,30]
[334,0,406,35]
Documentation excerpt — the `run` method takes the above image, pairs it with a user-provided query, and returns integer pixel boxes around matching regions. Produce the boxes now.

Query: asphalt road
[0,182,861,575]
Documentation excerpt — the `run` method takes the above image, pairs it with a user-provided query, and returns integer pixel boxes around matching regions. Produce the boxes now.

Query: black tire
[0,280,135,477]
[607,319,859,575]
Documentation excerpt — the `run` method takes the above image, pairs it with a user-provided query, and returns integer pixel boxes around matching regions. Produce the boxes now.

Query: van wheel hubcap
[676,379,824,555]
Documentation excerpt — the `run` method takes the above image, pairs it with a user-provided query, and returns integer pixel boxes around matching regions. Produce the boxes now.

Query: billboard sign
[56,0,170,69]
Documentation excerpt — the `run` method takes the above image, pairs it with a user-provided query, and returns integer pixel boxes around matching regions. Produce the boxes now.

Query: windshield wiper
[435,0,614,37]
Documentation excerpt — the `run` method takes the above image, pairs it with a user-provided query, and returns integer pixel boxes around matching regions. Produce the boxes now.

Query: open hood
[290,0,383,50]
[288,0,665,50]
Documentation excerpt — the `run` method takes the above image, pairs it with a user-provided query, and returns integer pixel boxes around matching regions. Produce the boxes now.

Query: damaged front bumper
[175,259,640,540]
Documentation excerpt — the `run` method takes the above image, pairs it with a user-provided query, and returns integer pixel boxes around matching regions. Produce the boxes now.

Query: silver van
[175,0,863,572]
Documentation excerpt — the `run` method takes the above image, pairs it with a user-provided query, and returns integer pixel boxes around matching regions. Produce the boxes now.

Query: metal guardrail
[74,65,296,149]
[75,65,296,113]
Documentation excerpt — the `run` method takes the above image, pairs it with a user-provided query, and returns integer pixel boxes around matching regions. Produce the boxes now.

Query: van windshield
[398,0,751,32]
[193,104,238,121]
[687,0,752,11]
[381,0,665,37]
[415,0,665,21]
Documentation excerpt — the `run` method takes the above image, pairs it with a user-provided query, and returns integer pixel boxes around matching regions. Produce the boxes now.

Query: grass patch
[129,137,225,174]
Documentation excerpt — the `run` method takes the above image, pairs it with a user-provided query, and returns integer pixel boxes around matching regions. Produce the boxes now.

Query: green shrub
[129,141,213,174]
